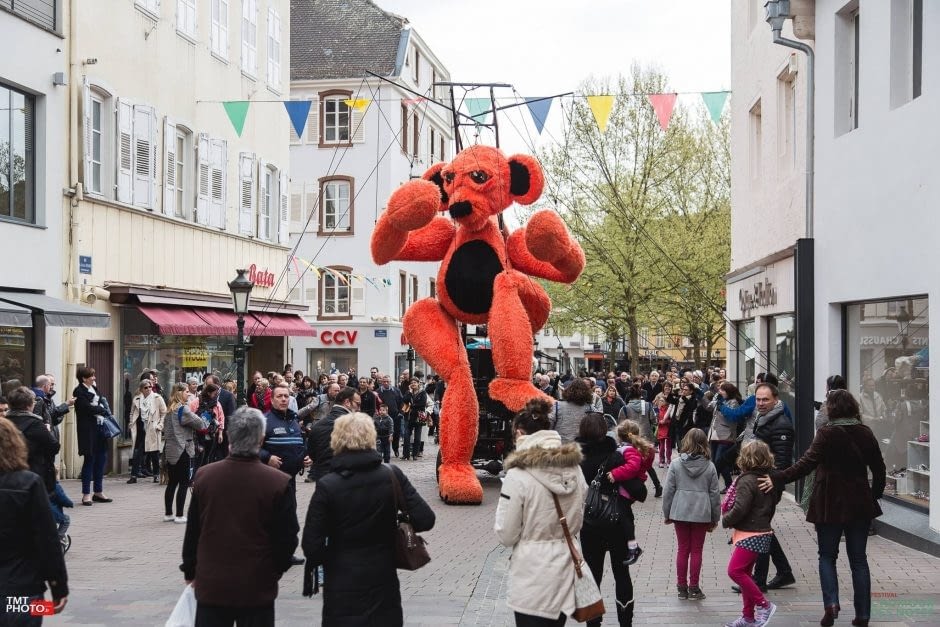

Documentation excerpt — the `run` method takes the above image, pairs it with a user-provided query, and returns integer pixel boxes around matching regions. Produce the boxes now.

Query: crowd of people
[0,360,887,627]
[497,366,886,627]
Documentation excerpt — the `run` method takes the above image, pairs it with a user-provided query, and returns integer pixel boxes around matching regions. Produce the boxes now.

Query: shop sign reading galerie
[739,277,777,318]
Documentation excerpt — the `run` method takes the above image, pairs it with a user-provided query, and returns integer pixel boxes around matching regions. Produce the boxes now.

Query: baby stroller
[49,482,73,553]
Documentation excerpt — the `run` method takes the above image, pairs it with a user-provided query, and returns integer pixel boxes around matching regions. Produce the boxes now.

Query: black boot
[126,476,137,484]
[616,598,634,626]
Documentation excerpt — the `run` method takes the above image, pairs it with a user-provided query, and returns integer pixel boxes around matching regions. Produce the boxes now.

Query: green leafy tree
[521,66,730,372]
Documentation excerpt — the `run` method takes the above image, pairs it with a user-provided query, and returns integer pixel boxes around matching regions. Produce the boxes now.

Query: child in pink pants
[720,440,779,627]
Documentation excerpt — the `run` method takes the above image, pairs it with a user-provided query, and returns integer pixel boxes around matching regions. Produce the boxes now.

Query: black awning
[0,291,110,328]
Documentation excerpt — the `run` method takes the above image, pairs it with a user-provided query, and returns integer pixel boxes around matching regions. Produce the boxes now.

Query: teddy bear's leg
[517,277,551,334]
[403,298,483,505]
[487,272,554,412]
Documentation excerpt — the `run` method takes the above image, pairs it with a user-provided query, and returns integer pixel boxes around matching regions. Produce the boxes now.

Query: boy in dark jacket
[373,405,393,463]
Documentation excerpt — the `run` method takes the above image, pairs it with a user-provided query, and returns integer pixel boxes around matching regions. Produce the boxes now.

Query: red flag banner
[647,93,678,131]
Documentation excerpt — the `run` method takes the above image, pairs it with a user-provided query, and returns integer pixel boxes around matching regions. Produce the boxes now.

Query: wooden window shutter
[163,117,177,217]
[278,170,289,244]
[116,98,134,203]
[238,152,255,235]
[195,132,210,225]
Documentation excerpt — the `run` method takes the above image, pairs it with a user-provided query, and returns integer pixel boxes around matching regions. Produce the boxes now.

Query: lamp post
[406,345,416,380]
[228,269,254,406]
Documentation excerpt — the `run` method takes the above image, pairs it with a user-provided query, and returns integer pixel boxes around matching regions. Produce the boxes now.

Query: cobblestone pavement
[52,441,940,626]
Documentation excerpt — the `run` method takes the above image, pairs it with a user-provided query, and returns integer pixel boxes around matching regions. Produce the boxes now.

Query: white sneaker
[163,515,175,522]
[174,516,187,524]
[755,602,777,626]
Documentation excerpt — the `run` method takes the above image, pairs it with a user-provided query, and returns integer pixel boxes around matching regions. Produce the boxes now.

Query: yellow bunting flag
[586,95,615,133]
[343,98,370,111]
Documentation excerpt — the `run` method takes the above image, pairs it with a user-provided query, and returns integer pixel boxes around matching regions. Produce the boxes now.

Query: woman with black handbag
[72,366,113,506]
[302,412,434,626]
[576,412,636,626]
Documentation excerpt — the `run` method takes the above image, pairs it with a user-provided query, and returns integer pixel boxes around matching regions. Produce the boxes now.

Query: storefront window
[0,326,32,395]
[846,297,929,511]
[736,319,756,393]
[768,314,797,415]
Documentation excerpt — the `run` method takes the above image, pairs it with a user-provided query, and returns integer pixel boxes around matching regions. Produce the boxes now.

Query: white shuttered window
[177,0,196,36]
[211,0,229,59]
[116,98,134,203]
[267,6,281,90]
[195,133,210,225]
[241,0,257,76]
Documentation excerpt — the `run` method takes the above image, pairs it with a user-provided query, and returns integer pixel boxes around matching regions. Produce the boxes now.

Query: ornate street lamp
[228,269,254,406]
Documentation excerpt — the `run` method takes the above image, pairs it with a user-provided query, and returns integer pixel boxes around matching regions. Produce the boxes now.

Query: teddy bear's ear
[422,162,449,205]
[506,154,544,205]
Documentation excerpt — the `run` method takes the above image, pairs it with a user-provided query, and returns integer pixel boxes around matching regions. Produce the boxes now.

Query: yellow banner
[586,95,614,133]
[343,98,370,111]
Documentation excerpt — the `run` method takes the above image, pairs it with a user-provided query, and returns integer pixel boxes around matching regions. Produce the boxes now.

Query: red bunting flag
[647,93,678,131]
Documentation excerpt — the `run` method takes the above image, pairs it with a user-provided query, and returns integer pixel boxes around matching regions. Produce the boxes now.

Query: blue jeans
[81,436,109,494]
[376,437,391,463]
[816,520,871,619]
[403,422,423,460]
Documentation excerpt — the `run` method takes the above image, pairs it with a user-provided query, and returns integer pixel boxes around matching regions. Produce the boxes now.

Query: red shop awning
[138,306,217,335]
[250,312,317,337]
[138,306,315,337]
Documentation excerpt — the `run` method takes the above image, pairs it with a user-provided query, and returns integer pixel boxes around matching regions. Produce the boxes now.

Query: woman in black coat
[302,412,434,626]
[576,412,634,627]
[0,416,69,618]
[72,366,112,506]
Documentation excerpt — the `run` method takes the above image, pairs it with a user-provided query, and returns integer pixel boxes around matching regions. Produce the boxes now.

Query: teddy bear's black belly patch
[445,240,503,314]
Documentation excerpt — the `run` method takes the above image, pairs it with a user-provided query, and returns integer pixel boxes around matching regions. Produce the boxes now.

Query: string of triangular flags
[220,98,372,137]
[217,91,728,138]
[290,255,393,289]
[464,91,730,134]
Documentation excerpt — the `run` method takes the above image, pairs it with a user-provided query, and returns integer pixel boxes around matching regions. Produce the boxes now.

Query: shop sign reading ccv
[320,330,358,345]
[739,278,777,317]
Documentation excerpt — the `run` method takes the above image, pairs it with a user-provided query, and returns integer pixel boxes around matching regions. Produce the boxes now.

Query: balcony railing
[1,0,57,31]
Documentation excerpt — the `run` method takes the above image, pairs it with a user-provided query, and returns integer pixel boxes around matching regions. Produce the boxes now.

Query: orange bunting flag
[585,95,614,133]
[647,93,678,131]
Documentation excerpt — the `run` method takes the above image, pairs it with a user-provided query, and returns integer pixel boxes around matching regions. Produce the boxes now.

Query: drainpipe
[766,1,816,495]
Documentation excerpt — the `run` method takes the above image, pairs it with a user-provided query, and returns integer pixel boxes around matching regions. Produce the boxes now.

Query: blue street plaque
[79,256,92,274]
[374,329,388,338]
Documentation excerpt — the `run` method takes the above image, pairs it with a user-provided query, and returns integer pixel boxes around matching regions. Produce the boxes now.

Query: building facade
[727,0,811,396]
[287,0,453,378]
[57,0,310,474]
[0,0,110,407]
[812,0,936,543]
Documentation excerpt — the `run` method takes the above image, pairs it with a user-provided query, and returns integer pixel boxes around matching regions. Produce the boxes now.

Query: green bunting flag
[464,98,491,124]
[223,101,250,136]
[701,91,730,123]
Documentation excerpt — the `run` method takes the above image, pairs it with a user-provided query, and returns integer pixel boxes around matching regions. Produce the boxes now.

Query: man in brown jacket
[181,407,299,627]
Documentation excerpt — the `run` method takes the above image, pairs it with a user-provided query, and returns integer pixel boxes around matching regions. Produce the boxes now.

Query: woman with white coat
[128,379,167,483]
[495,398,588,626]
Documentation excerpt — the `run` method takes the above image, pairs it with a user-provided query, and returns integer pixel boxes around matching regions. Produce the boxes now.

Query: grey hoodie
[662,453,720,524]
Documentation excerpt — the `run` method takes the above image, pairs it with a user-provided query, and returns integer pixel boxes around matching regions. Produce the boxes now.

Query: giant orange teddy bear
[371,145,585,504]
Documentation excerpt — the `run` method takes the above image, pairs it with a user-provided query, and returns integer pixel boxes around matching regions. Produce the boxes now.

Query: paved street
[53,441,940,626]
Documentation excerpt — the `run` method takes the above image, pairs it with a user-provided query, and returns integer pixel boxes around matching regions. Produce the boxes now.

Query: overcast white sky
[376,0,731,153]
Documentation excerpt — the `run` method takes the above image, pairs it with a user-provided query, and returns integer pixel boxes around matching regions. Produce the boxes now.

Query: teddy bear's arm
[395,217,456,261]
[371,177,449,264]
[506,210,585,283]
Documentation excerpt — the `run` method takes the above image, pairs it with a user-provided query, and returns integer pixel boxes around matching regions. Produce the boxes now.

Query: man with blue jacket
[261,385,311,487]
[261,384,310,566]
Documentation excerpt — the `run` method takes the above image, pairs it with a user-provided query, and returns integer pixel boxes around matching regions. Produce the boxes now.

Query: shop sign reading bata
[248,264,275,288]
[739,278,777,318]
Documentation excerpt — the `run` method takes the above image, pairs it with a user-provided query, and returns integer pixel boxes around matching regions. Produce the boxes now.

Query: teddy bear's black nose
[448,201,472,219]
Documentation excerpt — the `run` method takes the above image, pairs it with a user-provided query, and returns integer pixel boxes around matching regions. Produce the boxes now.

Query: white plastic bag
[165,584,196,627]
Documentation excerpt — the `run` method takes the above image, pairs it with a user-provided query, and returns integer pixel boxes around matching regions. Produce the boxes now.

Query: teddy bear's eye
[469,170,489,184]
[443,171,455,183]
